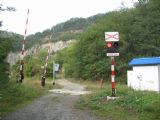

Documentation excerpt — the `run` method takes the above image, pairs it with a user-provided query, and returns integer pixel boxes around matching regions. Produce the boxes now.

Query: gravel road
[2,79,104,120]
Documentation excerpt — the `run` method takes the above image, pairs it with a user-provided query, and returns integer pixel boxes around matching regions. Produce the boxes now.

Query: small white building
[127,57,160,92]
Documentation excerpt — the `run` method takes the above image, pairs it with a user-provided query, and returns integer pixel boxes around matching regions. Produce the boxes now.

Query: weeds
[76,81,160,120]
[0,78,60,116]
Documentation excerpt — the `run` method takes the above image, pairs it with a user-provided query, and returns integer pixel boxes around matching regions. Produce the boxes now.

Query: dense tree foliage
[0,31,20,83]
[54,0,160,82]
[0,28,22,85]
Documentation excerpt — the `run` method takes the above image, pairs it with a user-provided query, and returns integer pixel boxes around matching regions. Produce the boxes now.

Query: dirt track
[2,79,104,120]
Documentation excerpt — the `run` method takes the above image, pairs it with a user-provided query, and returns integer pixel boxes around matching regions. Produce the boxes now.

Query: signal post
[105,32,119,97]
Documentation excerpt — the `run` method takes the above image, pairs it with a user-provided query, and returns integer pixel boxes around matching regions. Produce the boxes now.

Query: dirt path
[2,79,104,120]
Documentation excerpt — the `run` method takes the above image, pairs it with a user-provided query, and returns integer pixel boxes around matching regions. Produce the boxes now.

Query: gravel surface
[2,79,105,120]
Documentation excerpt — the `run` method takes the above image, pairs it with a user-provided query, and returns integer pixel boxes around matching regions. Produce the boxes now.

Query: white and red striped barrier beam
[41,47,50,86]
[19,9,29,83]
[43,48,50,75]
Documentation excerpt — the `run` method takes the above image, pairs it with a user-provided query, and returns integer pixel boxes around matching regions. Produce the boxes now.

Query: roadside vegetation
[0,49,60,116]
[0,33,59,116]
[0,78,61,116]
[75,80,160,120]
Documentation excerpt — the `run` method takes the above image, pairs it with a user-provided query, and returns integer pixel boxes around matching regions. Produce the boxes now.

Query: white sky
[0,0,138,35]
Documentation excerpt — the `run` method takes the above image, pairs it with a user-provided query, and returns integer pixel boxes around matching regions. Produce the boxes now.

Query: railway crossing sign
[105,32,119,42]
[105,32,119,57]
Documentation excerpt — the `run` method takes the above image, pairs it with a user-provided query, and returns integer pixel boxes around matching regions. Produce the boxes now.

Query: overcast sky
[1,0,138,35]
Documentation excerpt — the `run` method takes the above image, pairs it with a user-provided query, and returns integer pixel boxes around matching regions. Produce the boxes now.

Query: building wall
[158,65,160,91]
[127,65,160,92]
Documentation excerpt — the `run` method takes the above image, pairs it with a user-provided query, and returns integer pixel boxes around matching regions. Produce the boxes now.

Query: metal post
[111,56,116,96]
[53,62,55,85]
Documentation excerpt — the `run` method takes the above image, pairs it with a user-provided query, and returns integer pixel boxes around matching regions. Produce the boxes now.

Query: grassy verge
[0,77,61,116]
[75,80,160,120]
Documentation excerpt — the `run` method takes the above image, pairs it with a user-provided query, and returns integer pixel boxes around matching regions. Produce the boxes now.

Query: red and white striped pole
[111,56,116,96]
[18,9,30,83]
[41,47,50,86]
[44,48,50,75]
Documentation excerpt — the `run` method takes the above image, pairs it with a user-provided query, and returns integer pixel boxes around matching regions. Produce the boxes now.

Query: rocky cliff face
[7,40,75,66]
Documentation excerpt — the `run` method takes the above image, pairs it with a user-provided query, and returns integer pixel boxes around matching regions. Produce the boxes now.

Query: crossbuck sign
[105,32,119,42]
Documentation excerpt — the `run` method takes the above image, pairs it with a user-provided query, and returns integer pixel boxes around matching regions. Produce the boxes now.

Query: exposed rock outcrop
[7,40,75,66]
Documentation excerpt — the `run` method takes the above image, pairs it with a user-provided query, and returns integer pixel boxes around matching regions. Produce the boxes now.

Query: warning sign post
[105,32,119,97]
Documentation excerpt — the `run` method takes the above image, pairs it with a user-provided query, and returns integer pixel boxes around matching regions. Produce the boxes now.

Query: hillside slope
[25,14,105,49]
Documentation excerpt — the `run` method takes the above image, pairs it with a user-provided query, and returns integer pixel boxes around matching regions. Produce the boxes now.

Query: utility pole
[53,61,55,85]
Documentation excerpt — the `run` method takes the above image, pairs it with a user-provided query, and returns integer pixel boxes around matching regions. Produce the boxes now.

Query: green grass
[75,81,160,120]
[0,78,61,116]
